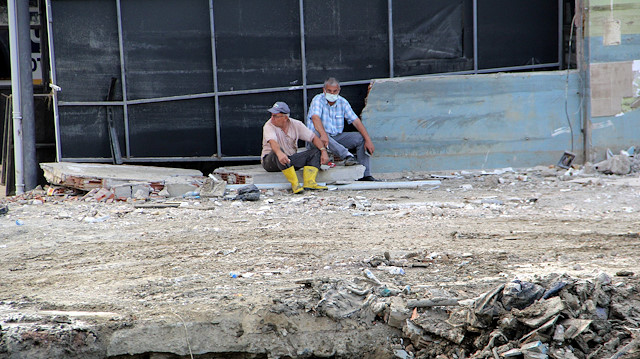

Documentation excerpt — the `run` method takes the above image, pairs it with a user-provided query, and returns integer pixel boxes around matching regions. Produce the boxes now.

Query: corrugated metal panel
[361,71,583,172]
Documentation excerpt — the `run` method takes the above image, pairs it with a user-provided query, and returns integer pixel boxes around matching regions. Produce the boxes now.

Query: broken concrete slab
[199,174,226,197]
[163,176,202,197]
[513,296,565,328]
[40,163,203,191]
[594,155,631,175]
[215,164,366,184]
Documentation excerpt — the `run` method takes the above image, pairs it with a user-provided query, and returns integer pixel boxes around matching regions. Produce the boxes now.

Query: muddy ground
[0,166,639,358]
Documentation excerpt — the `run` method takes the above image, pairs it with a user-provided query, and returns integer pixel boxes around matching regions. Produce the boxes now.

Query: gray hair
[324,77,340,88]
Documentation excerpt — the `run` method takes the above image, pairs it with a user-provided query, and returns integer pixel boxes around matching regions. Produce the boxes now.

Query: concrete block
[386,297,410,329]
[164,183,198,197]
[113,185,132,199]
[200,175,226,197]
[164,176,202,197]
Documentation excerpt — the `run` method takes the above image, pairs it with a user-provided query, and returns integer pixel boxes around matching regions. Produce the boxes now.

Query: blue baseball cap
[267,101,290,114]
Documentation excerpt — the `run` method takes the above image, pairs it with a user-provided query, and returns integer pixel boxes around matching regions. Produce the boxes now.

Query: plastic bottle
[363,269,381,285]
[229,272,238,278]
[15,219,24,226]
[385,266,405,275]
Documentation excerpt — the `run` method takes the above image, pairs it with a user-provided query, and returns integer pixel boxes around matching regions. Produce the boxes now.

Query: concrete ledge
[214,164,365,184]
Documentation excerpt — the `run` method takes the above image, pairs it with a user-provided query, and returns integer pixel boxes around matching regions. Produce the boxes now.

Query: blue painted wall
[361,71,583,172]
[591,110,640,162]
[589,34,640,63]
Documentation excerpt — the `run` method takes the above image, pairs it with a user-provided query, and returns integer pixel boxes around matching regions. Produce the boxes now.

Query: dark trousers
[262,148,321,172]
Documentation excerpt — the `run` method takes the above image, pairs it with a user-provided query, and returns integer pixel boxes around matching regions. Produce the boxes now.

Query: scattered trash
[383,266,406,275]
[557,151,576,169]
[83,215,110,223]
[0,205,8,216]
[15,219,24,226]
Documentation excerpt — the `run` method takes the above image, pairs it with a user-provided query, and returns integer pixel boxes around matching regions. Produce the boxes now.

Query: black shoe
[344,156,358,166]
[358,175,379,181]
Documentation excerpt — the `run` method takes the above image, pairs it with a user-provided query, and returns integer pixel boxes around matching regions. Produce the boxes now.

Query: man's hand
[320,150,329,165]
[364,139,375,155]
[277,152,291,166]
[320,133,329,148]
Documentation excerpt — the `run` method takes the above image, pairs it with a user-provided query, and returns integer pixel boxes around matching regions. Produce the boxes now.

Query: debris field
[1,164,640,358]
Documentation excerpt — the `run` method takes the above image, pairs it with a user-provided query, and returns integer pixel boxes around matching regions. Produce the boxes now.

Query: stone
[200,174,226,198]
[594,155,631,175]
[164,177,199,197]
[386,297,410,329]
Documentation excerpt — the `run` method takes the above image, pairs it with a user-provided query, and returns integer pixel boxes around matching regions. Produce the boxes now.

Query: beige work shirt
[261,117,315,158]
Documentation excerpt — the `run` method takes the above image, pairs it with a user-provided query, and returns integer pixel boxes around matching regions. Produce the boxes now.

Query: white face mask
[324,93,339,102]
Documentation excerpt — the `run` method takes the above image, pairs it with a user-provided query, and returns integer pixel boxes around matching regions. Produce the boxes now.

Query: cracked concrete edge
[107,311,400,358]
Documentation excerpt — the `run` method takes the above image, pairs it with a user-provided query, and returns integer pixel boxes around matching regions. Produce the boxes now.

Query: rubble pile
[399,273,640,359]
[308,272,639,359]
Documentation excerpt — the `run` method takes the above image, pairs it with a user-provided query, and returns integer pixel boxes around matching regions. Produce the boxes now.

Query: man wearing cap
[307,77,377,181]
[261,101,329,193]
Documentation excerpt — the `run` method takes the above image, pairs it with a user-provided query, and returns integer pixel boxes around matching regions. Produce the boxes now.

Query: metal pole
[473,0,478,73]
[17,0,37,190]
[45,0,61,162]
[299,0,308,117]
[7,0,24,194]
[576,0,592,163]
[115,0,130,158]
[558,0,564,69]
[388,0,394,78]
[209,0,222,158]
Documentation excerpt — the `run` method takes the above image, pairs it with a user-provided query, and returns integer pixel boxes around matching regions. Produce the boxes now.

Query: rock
[386,297,410,329]
[594,155,631,175]
[596,272,611,285]
[520,340,548,359]
[200,174,226,198]
[512,296,565,327]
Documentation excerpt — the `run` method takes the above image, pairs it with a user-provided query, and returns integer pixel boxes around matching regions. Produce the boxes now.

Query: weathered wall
[587,0,640,161]
[362,72,582,172]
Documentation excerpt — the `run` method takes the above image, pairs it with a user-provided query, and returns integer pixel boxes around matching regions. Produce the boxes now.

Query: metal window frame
[48,0,564,163]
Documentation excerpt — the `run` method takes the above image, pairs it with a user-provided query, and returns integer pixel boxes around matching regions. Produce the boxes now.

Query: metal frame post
[558,0,564,69]
[17,0,37,190]
[299,0,309,118]
[7,0,24,194]
[473,0,478,73]
[115,0,130,158]
[209,0,222,158]
[388,0,394,78]
[45,0,61,162]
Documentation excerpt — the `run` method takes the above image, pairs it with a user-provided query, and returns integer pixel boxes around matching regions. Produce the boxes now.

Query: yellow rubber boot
[303,166,328,190]
[282,166,304,194]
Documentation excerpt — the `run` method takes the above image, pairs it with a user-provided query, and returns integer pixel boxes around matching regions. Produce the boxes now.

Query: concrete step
[214,164,365,184]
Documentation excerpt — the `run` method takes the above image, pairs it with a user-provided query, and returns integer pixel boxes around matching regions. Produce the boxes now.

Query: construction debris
[377,274,640,359]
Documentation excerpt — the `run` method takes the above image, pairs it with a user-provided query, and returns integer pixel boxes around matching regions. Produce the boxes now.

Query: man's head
[323,77,340,103]
[268,101,290,127]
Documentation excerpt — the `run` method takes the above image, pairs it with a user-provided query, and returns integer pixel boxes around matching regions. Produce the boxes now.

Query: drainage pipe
[7,0,24,195]
[17,0,37,190]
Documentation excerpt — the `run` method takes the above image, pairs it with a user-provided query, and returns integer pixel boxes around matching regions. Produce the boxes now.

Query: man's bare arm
[311,115,329,148]
[351,118,375,154]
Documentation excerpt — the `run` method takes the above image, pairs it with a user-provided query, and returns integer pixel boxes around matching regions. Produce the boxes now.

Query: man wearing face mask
[306,77,377,181]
